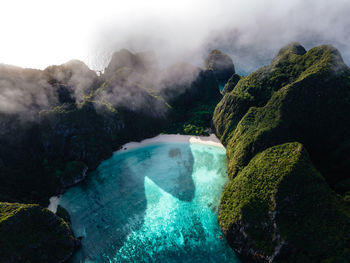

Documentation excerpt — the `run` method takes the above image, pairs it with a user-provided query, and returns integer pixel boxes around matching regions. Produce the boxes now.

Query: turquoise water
[59,141,240,262]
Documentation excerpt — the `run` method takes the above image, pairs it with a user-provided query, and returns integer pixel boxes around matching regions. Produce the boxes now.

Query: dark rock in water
[0,202,77,263]
[219,143,350,263]
[204,49,235,87]
[75,236,83,249]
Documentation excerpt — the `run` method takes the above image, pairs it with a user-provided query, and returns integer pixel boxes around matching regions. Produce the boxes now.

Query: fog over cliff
[0,0,350,74]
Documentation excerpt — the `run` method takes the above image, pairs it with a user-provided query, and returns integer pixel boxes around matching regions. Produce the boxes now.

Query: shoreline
[117,133,224,153]
[48,133,224,213]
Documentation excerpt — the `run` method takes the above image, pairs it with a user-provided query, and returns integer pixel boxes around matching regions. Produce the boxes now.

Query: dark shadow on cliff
[63,142,195,262]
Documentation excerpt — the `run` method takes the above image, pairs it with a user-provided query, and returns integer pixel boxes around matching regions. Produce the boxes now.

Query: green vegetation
[160,63,222,136]
[222,73,241,94]
[162,101,219,136]
[214,43,350,186]
[213,43,344,143]
[219,143,350,262]
[214,43,350,262]
[0,202,76,262]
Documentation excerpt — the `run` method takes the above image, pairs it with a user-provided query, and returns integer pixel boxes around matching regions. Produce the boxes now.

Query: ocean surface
[59,140,241,262]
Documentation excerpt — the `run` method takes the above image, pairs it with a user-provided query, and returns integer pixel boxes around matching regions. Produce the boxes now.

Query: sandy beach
[117,134,224,152]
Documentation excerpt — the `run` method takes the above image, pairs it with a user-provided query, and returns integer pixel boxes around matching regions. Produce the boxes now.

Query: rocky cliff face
[103,49,158,79]
[160,62,220,108]
[215,43,350,186]
[159,62,221,135]
[204,49,236,87]
[0,51,167,204]
[222,73,241,95]
[0,202,78,263]
[214,43,350,262]
[219,143,350,263]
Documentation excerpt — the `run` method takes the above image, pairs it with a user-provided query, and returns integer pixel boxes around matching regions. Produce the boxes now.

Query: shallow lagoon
[59,139,241,262]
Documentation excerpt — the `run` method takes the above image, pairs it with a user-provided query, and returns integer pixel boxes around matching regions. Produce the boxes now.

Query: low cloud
[91,0,350,74]
[1,0,350,119]
[0,65,57,120]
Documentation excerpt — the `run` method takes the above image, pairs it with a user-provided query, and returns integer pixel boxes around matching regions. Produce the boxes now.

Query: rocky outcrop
[214,43,350,262]
[219,143,350,263]
[159,62,221,135]
[222,73,240,94]
[213,42,312,144]
[214,43,350,185]
[219,46,350,186]
[0,202,78,263]
[103,49,158,79]
[160,62,220,108]
[204,49,235,86]
[43,60,100,104]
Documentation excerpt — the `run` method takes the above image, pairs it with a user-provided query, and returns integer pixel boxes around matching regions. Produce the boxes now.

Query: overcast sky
[1,0,350,74]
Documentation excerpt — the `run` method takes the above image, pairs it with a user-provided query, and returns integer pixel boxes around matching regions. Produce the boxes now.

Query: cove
[58,136,241,262]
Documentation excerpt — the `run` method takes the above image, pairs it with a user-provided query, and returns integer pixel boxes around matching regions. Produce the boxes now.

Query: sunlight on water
[59,141,240,262]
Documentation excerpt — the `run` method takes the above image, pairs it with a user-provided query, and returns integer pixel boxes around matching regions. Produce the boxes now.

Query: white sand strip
[48,196,60,213]
[117,134,224,152]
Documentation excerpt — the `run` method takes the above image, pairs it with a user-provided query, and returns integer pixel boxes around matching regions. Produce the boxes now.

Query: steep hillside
[204,49,236,87]
[214,43,350,262]
[160,62,221,135]
[219,143,350,263]
[0,49,223,204]
[214,43,350,188]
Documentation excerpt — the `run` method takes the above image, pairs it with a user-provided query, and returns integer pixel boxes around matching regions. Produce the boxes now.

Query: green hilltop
[214,43,350,262]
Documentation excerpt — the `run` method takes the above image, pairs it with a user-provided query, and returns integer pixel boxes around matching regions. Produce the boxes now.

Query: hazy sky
[1,0,350,74]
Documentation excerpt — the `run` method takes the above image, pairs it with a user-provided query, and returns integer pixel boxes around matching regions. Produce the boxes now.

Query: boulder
[0,202,77,263]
